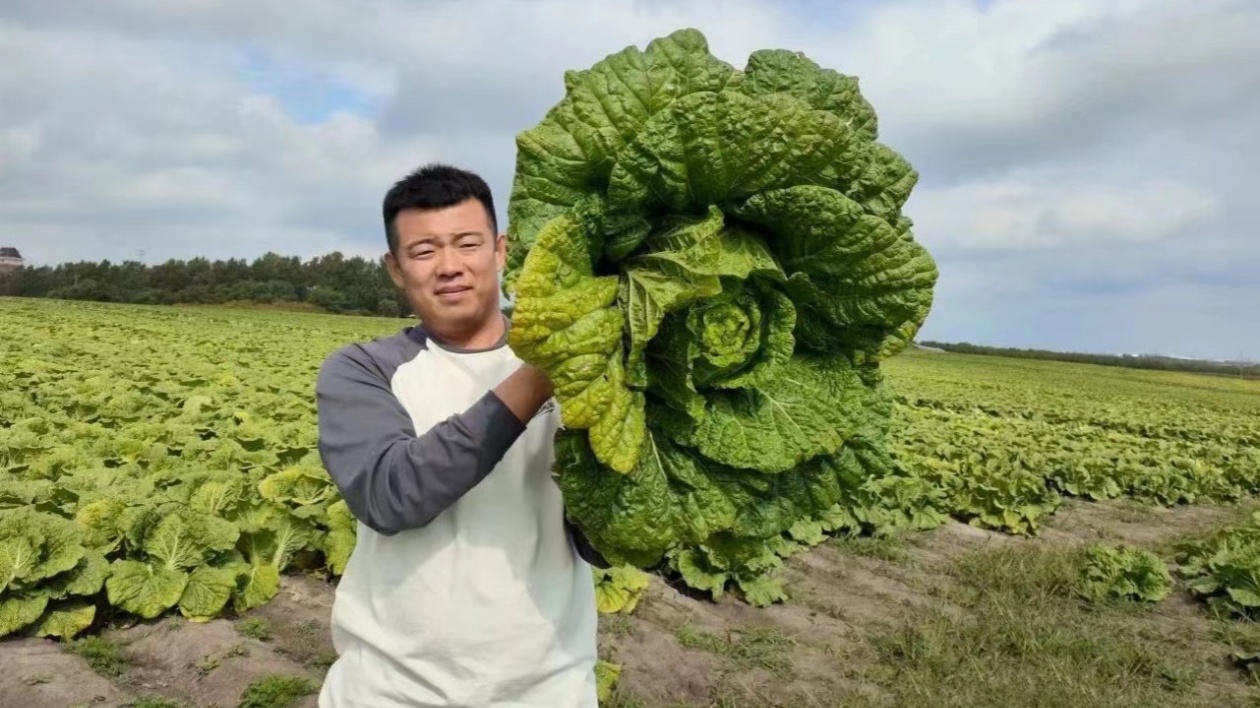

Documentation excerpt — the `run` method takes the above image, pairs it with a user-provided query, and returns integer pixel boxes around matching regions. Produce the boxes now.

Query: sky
[1,0,1256,361]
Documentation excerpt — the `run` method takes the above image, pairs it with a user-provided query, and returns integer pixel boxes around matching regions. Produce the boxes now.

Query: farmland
[3,297,1260,707]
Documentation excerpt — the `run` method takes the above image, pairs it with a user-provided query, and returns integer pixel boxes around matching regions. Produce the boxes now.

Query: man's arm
[315,345,553,536]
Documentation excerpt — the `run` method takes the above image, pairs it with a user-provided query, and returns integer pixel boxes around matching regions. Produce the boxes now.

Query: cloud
[0,20,435,264]
[794,0,1260,183]
[913,177,1220,250]
[0,0,1256,359]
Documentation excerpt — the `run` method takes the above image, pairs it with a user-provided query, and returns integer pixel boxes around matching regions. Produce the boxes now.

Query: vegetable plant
[504,28,938,600]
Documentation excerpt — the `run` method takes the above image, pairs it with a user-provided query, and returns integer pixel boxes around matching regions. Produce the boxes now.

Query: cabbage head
[505,29,938,592]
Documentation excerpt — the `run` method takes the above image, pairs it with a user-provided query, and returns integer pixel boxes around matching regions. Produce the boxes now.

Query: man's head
[382,164,507,345]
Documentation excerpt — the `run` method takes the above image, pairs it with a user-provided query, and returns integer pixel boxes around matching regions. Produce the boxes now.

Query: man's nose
[434,248,462,276]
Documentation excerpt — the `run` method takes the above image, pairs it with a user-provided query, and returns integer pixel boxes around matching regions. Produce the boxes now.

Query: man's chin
[414,298,497,330]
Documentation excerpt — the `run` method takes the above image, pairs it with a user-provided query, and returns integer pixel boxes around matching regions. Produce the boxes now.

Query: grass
[599,612,637,638]
[1110,498,1160,523]
[675,624,795,677]
[236,617,272,641]
[841,544,1226,708]
[1212,616,1260,655]
[122,699,184,708]
[270,619,337,674]
[601,689,650,708]
[68,636,129,678]
[195,644,250,675]
[673,623,799,707]
[237,674,318,708]
[832,532,912,563]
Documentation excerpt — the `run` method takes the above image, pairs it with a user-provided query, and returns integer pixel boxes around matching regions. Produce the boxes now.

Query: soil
[0,498,1251,708]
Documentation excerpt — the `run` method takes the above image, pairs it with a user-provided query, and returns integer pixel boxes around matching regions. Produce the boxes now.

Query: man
[314,164,602,708]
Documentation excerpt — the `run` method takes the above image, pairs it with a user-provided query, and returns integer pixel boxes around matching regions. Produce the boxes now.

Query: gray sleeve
[315,345,527,536]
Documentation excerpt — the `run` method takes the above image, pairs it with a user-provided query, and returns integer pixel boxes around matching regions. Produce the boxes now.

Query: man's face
[385,198,506,337]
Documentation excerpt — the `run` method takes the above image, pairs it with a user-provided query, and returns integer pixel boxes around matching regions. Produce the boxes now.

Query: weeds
[68,636,129,678]
[236,617,272,641]
[851,545,1209,707]
[237,674,318,708]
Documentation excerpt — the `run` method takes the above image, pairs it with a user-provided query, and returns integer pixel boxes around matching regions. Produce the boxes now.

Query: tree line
[0,252,411,317]
[918,341,1260,380]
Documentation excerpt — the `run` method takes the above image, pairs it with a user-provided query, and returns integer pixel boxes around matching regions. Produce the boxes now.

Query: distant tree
[918,340,1260,380]
[2,251,412,318]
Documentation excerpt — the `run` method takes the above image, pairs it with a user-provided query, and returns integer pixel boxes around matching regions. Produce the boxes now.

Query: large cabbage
[504,29,937,600]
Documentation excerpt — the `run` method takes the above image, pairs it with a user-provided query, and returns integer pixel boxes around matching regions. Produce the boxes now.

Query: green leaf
[619,207,728,386]
[0,537,35,593]
[179,565,241,621]
[144,509,240,572]
[74,497,128,552]
[673,548,729,601]
[714,225,783,281]
[692,281,796,390]
[324,500,357,576]
[1228,587,1260,608]
[741,47,879,142]
[258,467,334,507]
[1078,544,1171,604]
[555,430,739,566]
[0,593,48,636]
[505,28,743,290]
[607,91,861,215]
[233,564,281,614]
[737,574,788,607]
[189,478,245,517]
[0,507,86,592]
[34,602,96,639]
[787,519,825,546]
[593,565,652,615]
[688,355,880,473]
[846,142,920,222]
[45,550,110,600]
[734,185,937,359]
[508,213,644,473]
[105,560,189,620]
[595,660,622,704]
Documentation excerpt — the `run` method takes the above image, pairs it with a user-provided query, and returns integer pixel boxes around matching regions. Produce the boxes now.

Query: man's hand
[493,364,555,424]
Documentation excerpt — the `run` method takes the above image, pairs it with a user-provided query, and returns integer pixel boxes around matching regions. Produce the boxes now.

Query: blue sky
[0,0,1256,360]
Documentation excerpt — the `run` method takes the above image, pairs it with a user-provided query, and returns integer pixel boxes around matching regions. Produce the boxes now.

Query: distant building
[0,247,23,273]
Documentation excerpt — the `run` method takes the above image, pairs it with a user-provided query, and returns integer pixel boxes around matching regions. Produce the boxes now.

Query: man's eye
[460,243,478,250]
[412,250,435,259]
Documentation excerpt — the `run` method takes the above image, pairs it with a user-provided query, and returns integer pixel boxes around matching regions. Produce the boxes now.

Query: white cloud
[913,177,1220,250]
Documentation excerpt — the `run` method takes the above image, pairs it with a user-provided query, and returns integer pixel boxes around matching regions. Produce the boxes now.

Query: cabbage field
[3,296,1259,644]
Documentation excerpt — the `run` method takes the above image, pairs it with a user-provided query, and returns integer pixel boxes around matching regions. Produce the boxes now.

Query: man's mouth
[435,286,472,296]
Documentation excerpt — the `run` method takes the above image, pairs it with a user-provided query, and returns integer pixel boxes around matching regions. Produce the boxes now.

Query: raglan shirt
[314,324,600,708]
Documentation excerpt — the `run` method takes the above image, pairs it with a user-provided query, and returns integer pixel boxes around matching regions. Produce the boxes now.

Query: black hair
[382,163,498,253]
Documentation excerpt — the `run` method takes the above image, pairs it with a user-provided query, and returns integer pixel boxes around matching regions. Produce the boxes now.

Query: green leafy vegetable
[1177,511,1260,618]
[593,565,652,615]
[1077,543,1171,603]
[506,28,937,600]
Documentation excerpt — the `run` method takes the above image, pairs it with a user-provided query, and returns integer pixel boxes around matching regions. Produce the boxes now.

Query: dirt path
[0,499,1251,708]
[603,498,1253,706]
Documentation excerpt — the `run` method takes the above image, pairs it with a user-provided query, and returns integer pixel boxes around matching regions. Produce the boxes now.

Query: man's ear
[384,251,405,289]
[495,233,508,272]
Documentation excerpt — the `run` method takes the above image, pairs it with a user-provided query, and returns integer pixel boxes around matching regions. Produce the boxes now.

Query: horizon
[4,238,1258,363]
